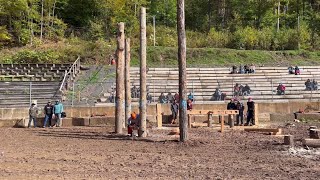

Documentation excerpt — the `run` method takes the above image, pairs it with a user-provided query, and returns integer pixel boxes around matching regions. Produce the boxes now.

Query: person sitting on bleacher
[147,93,152,103]
[312,79,318,90]
[239,65,245,74]
[242,84,251,96]
[213,88,222,101]
[167,92,174,103]
[277,83,286,95]
[295,66,300,75]
[174,92,180,103]
[231,65,237,74]
[131,85,138,98]
[234,83,240,96]
[159,92,167,103]
[188,92,194,102]
[288,66,294,74]
[305,79,312,90]
[249,64,256,73]
[244,64,250,74]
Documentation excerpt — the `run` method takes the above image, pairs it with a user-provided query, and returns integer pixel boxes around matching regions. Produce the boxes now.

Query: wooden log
[244,128,282,135]
[156,104,162,128]
[284,135,294,146]
[228,115,234,128]
[125,38,131,127]
[309,129,320,139]
[302,139,320,148]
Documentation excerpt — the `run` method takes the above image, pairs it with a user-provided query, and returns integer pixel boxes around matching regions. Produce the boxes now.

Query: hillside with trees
[1,0,320,65]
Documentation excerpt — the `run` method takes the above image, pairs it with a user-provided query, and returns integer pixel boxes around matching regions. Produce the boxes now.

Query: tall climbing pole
[125,38,132,126]
[115,22,125,134]
[177,0,188,142]
[139,7,147,137]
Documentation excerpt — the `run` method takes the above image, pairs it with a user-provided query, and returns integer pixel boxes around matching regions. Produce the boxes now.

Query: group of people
[288,66,300,75]
[276,83,286,95]
[231,64,256,74]
[28,100,64,128]
[234,83,251,96]
[212,88,226,101]
[159,92,180,104]
[227,98,255,126]
[305,79,318,91]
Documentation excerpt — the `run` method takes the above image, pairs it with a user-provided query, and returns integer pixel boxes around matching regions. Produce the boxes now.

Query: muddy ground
[0,121,319,180]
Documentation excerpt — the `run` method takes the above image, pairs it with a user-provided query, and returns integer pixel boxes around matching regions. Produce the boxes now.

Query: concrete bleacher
[123,66,320,102]
[0,63,73,107]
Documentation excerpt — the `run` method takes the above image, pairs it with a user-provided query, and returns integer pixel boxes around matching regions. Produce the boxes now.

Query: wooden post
[138,7,147,138]
[177,0,188,142]
[125,38,131,127]
[284,135,294,146]
[220,115,225,133]
[228,115,234,128]
[156,104,162,128]
[254,104,259,126]
[207,113,213,127]
[115,22,125,134]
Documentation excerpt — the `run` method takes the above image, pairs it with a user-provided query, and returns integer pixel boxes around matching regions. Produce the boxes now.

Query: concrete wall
[1,100,319,127]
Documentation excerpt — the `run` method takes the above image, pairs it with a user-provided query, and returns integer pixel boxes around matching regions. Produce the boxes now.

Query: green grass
[2,39,320,67]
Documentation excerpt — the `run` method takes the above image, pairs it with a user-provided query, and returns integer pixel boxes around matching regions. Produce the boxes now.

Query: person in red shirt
[277,83,286,95]
[187,99,193,111]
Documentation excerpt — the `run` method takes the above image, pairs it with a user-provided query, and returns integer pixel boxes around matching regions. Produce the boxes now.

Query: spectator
[53,100,64,127]
[239,84,244,96]
[249,64,256,73]
[288,66,294,74]
[174,92,180,103]
[213,88,222,101]
[170,100,179,124]
[127,112,138,137]
[159,93,167,104]
[236,101,245,126]
[109,91,115,103]
[187,99,193,111]
[246,97,255,126]
[312,79,318,90]
[188,92,194,102]
[147,93,152,103]
[277,83,286,95]
[28,103,38,128]
[244,64,250,74]
[227,99,237,110]
[239,65,245,74]
[43,101,54,128]
[295,66,300,75]
[167,92,174,103]
[242,84,251,96]
[234,83,240,96]
[131,85,138,98]
[231,65,237,74]
[305,79,312,90]
[221,93,226,101]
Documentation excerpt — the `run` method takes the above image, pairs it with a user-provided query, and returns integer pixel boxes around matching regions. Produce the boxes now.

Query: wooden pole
[125,38,131,127]
[139,7,147,138]
[115,22,125,134]
[284,135,294,146]
[177,0,188,142]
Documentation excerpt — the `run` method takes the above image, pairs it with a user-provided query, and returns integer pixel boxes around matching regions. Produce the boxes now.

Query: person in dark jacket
[227,99,237,110]
[236,101,245,126]
[171,100,179,124]
[28,103,38,128]
[246,97,255,126]
[43,101,54,128]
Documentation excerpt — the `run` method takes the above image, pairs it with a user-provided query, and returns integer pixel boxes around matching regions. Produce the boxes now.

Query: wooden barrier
[244,128,282,135]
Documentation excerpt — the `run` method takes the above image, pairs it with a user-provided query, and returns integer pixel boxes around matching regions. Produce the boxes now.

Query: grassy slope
[1,40,320,67]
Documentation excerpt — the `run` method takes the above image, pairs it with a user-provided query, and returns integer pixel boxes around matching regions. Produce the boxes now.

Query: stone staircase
[0,63,73,107]
[118,66,320,103]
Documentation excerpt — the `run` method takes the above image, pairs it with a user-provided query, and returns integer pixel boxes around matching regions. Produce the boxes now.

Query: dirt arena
[0,121,319,179]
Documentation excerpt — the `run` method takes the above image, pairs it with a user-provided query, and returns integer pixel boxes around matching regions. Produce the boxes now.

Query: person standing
[246,97,255,126]
[43,101,54,128]
[54,100,64,127]
[28,103,38,128]
[170,100,179,124]
[236,101,245,126]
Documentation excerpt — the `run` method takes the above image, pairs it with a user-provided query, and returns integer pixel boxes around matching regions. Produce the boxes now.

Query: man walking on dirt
[43,101,54,128]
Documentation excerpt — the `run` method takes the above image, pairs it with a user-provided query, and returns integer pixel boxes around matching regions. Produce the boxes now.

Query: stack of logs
[302,126,320,148]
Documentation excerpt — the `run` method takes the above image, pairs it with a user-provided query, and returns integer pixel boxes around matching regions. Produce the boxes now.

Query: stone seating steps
[0,63,72,68]
[0,99,57,107]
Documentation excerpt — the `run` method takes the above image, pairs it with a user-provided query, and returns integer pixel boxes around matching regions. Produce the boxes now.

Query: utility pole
[125,38,132,126]
[40,0,44,41]
[153,16,156,46]
[115,22,125,134]
[177,0,188,142]
[139,7,147,138]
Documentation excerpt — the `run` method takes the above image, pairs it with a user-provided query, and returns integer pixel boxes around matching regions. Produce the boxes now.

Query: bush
[207,28,230,48]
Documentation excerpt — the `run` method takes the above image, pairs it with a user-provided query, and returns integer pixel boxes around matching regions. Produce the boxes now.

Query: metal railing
[59,56,81,92]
